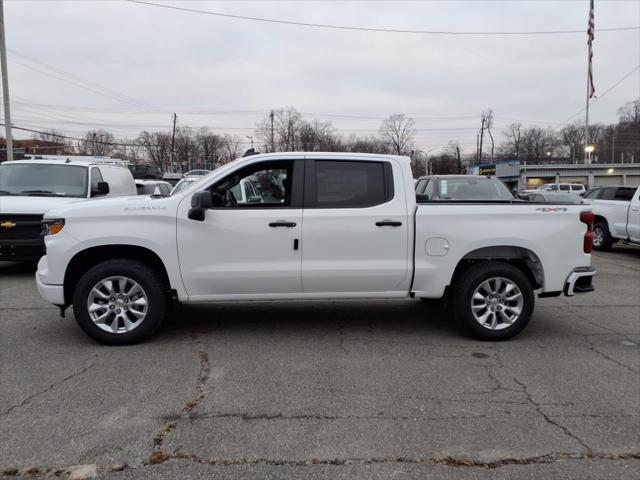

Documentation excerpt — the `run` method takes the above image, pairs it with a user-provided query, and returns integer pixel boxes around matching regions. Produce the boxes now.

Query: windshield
[437,178,515,201]
[0,163,87,197]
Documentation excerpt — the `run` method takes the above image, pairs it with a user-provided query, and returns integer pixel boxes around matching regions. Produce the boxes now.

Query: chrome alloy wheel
[471,277,524,330]
[592,226,604,247]
[87,276,148,334]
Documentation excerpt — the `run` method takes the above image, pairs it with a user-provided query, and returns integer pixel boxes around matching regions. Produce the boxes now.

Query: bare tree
[137,130,172,169]
[273,107,302,151]
[33,129,67,145]
[299,119,338,151]
[221,134,243,164]
[560,123,585,163]
[444,140,463,173]
[379,114,415,155]
[498,123,524,160]
[617,98,640,125]
[82,129,115,156]
[196,127,225,169]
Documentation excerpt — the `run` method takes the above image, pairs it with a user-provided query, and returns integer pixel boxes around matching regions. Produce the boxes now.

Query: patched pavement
[1,246,639,479]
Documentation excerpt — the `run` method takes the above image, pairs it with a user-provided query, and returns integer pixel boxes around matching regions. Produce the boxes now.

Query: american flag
[587,0,596,98]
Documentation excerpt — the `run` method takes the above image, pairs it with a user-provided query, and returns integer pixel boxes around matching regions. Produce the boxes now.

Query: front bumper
[36,256,65,305]
[564,267,596,296]
[0,239,44,261]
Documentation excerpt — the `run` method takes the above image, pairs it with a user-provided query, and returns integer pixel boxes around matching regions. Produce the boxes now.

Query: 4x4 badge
[0,221,17,228]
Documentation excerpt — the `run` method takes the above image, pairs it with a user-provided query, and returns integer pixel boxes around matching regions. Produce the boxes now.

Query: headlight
[41,218,65,236]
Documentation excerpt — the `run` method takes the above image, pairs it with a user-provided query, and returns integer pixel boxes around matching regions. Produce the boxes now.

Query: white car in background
[135,180,172,196]
[583,185,640,250]
[525,183,586,196]
[0,157,136,261]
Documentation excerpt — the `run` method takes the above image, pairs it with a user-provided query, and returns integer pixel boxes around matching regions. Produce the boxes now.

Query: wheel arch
[64,245,171,305]
[451,246,544,291]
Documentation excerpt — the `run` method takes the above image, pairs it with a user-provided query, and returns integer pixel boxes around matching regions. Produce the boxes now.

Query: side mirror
[188,191,213,221]
[92,181,110,197]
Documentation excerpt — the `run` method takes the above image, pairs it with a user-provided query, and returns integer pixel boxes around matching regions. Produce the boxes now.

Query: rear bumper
[0,238,44,261]
[564,267,596,296]
[36,256,65,305]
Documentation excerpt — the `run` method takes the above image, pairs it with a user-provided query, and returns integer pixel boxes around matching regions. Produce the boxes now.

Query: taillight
[580,211,595,253]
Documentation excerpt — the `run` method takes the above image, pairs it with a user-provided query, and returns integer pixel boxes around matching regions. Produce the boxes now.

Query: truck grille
[0,214,44,240]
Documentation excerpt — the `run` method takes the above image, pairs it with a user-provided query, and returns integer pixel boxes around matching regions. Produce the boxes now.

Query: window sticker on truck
[441,180,448,195]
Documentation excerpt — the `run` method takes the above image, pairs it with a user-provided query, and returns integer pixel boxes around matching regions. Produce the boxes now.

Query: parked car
[523,192,586,204]
[36,152,596,344]
[170,173,210,195]
[161,172,183,187]
[135,180,172,196]
[583,185,639,250]
[0,157,136,261]
[525,183,586,196]
[183,169,211,177]
[415,175,517,201]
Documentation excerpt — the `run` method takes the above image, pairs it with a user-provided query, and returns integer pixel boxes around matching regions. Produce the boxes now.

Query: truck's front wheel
[72,259,166,345]
[453,262,534,341]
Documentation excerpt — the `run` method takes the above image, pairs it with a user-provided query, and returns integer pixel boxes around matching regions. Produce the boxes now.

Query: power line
[127,0,639,36]
[561,64,640,126]
[7,49,162,111]
[0,123,159,147]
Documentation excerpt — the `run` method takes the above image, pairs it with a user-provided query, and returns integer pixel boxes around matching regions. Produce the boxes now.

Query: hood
[43,194,176,219]
[0,196,85,215]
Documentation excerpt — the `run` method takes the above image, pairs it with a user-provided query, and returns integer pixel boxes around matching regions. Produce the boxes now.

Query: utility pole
[0,0,13,161]
[170,113,177,172]
[269,110,275,152]
[478,116,485,165]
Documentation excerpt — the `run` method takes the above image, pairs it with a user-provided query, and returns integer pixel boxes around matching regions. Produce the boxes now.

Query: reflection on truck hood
[42,194,174,219]
[0,196,84,215]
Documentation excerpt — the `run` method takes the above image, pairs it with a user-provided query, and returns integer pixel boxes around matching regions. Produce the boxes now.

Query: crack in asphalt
[512,377,593,452]
[581,335,640,375]
[1,360,96,416]
[3,452,640,477]
[145,451,640,468]
[150,335,210,461]
[178,411,487,422]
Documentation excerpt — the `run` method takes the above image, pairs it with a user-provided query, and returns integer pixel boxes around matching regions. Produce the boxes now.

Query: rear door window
[615,187,636,201]
[559,185,570,191]
[314,161,391,208]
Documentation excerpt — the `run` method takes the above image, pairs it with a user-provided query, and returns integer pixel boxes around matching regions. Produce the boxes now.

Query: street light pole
[424,149,433,175]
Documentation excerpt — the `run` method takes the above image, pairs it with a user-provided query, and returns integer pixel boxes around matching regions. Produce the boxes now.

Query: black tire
[452,261,534,341]
[73,259,166,345]
[593,222,614,251]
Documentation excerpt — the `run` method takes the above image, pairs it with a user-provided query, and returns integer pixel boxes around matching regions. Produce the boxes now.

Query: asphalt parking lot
[1,247,639,479]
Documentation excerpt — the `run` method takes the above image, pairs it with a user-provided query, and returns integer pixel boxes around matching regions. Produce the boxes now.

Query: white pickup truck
[36,153,596,344]
[583,186,640,250]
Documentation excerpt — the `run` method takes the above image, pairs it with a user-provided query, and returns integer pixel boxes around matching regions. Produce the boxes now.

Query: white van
[0,157,136,261]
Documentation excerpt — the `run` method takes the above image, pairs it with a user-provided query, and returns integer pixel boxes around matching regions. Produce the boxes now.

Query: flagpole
[584,53,590,164]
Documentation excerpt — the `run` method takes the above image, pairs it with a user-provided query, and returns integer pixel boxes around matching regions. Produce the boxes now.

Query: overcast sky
[3,0,640,152]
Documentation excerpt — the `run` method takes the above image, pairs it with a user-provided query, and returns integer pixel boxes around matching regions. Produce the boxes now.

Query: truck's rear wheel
[73,259,166,345]
[593,222,614,251]
[453,262,534,341]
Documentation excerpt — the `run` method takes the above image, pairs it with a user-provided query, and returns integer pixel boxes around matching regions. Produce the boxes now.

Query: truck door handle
[376,220,402,227]
[269,221,297,228]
